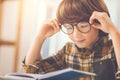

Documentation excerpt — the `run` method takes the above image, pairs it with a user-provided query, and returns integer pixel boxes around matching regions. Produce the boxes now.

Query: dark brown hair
[56,0,110,37]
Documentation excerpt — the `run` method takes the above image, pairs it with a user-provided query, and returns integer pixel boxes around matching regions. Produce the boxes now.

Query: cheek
[87,28,99,40]
[91,28,99,36]
[68,35,73,41]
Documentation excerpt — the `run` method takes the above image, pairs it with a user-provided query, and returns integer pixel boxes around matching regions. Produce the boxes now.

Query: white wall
[105,0,120,28]
[18,0,46,72]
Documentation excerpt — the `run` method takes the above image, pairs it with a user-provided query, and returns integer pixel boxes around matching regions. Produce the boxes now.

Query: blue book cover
[40,68,96,80]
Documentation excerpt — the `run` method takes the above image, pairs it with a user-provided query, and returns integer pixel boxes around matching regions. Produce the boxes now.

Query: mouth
[75,39,86,43]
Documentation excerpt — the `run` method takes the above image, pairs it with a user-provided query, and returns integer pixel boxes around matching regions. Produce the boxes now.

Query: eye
[61,24,73,34]
[80,25,88,28]
[66,27,73,30]
[63,24,73,29]
[77,22,90,28]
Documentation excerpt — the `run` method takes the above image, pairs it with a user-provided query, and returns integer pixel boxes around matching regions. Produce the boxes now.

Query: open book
[1,68,96,80]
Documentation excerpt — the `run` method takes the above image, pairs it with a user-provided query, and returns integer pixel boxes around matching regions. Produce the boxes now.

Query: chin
[76,44,86,48]
[76,44,92,49]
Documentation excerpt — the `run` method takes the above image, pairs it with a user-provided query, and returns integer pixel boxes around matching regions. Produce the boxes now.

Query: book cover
[1,68,96,80]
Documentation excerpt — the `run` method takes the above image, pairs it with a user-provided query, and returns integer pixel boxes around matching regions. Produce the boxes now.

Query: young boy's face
[68,24,99,49]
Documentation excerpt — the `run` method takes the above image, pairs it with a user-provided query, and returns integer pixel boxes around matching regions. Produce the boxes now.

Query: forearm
[25,19,60,65]
[110,29,120,69]
[25,34,46,65]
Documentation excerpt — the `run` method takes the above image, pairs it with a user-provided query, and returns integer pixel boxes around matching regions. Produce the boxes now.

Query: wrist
[109,26,119,36]
[35,32,47,41]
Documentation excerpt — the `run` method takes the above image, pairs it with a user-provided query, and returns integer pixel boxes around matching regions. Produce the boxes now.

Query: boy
[22,0,120,80]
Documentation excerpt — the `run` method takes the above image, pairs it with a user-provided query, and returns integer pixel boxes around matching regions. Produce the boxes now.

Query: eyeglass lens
[61,22,91,34]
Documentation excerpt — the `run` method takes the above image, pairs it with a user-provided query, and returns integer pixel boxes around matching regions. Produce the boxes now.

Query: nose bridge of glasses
[72,26,83,36]
[73,24,80,33]
[72,23,77,27]
[72,23,80,31]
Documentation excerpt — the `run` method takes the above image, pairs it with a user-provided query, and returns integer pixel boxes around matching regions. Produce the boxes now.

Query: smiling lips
[75,39,86,43]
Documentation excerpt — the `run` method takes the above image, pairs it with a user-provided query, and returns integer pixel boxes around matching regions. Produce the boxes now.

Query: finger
[53,19,61,30]
[90,11,108,25]
[89,11,102,24]
[50,20,56,29]
[89,11,97,24]
[91,23,101,30]
[89,15,94,25]
[55,19,61,26]
[52,19,60,32]
[50,20,60,33]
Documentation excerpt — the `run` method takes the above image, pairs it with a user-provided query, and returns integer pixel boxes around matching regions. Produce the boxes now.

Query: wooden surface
[0,39,15,45]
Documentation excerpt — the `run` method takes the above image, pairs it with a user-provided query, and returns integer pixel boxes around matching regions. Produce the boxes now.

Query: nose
[72,26,83,37]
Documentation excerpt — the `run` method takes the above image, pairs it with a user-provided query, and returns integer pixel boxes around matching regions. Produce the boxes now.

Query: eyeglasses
[61,22,91,34]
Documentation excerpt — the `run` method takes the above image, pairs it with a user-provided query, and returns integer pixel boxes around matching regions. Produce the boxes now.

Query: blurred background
[0,0,120,75]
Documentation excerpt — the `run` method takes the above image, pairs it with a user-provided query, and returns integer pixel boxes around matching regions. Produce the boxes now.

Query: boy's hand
[37,19,60,38]
[89,11,116,34]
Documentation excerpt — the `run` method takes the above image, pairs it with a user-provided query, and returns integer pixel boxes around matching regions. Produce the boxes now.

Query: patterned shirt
[22,36,117,80]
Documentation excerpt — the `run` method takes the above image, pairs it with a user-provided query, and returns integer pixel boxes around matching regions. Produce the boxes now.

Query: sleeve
[22,46,66,74]
[116,69,120,80]
[110,41,120,80]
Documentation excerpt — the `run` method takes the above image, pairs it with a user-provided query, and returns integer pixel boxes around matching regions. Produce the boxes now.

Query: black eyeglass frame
[60,22,92,35]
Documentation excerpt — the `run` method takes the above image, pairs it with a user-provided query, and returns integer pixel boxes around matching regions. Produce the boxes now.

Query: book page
[3,68,96,80]
[39,68,96,79]
[4,73,43,80]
